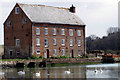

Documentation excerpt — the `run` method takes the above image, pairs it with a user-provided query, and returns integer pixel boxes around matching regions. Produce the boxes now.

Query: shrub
[31,55,39,59]
[39,55,44,59]
[59,56,68,58]
[27,57,31,59]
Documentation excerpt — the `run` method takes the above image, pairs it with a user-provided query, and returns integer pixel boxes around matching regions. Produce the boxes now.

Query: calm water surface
[0,63,119,79]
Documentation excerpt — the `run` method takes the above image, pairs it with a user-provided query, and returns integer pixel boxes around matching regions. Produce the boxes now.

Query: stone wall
[0,46,4,57]
[1,58,101,68]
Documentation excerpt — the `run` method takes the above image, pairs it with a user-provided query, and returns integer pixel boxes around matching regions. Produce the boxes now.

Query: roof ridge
[17,3,69,10]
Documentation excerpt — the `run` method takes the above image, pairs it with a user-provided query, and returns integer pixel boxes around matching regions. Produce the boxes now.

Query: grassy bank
[0,59,28,61]
[47,62,101,67]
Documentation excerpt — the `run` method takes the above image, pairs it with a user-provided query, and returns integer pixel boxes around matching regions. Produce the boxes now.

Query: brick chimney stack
[69,4,75,13]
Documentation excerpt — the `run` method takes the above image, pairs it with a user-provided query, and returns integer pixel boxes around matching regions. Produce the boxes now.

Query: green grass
[47,62,101,67]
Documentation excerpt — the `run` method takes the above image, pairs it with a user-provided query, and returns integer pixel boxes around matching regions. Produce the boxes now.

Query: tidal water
[0,63,119,79]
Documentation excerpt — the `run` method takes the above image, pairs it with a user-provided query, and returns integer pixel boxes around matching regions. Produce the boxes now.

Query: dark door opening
[47,49,49,58]
[71,50,74,58]
[9,50,13,58]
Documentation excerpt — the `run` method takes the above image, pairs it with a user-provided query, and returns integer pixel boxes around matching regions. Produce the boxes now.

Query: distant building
[4,3,86,59]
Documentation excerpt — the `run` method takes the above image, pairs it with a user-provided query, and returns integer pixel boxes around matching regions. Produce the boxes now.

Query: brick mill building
[4,3,86,59]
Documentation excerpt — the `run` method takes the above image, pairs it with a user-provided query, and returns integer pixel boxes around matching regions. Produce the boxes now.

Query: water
[0,63,119,79]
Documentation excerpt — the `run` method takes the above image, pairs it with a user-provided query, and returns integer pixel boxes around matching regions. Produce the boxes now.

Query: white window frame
[53,49,57,56]
[36,28,40,35]
[45,39,48,47]
[78,50,81,56]
[16,39,20,46]
[61,29,65,35]
[69,29,73,36]
[61,39,65,46]
[53,28,56,35]
[78,40,81,46]
[70,39,73,46]
[45,28,48,35]
[77,30,81,36]
[36,38,40,46]
[62,49,65,56]
[36,50,40,54]
[15,7,19,14]
[53,38,57,45]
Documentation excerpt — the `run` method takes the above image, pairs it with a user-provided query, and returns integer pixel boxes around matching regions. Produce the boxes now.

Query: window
[36,38,40,46]
[77,30,81,36]
[36,50,40,54]
[15,7,19,14]
[78,40,81,46]
[16,51,20,56]
[62,49,65,56]
[78,50,81,56]
[53,38,57,45]
[45,39,48,47]
[45,28,48,35]
[61,29,65,35]
[36,28,40,35]
[53,28,56,35]
[70,39,73,46]
[7,21,11,27]
[53,49,57,55]
[61,39,65,46]
[22,18,27,24]
[69,29,73,36]
[16,39,20,46]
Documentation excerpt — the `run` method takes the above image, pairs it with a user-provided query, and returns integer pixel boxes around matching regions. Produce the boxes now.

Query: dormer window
[15,7,19,14]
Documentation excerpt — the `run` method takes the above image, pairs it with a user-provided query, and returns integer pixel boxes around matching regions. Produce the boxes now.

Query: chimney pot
[69,4,75,13]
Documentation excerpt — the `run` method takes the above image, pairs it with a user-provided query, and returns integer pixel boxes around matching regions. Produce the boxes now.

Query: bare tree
[107,27,118,35]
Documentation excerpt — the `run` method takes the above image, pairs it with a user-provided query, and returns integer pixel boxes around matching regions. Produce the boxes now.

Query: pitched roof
[18,3,85,26]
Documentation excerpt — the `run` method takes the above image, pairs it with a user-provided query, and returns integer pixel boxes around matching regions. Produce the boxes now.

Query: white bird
[99,67,103,73]
[36,71,41,77]
[94,68,98,74]
[64,69,71,74]
[0,72,5,76]
[18,71,25,75]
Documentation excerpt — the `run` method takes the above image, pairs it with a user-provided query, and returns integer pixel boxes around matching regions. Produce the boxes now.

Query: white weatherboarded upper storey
[18,3,85,26]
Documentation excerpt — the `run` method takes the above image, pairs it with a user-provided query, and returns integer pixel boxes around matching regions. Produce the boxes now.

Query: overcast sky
[0,0,119,45]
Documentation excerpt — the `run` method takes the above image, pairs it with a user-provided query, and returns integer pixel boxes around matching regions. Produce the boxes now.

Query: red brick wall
[4,4,32,58]
[4,4,85,59]
[32,23,85,58]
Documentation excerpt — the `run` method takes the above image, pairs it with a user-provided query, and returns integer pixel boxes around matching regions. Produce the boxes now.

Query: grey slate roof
[18,3,85,26]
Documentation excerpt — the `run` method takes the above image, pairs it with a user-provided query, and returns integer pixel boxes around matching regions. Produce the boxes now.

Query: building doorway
[44,49,49,58]
[70,49,74,58]
[9,50,13,58]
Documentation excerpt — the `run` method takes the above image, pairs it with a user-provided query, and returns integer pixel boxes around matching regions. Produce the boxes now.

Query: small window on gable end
[7,21,11,27]
[15,7,19,14]
[22,18,27,24]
